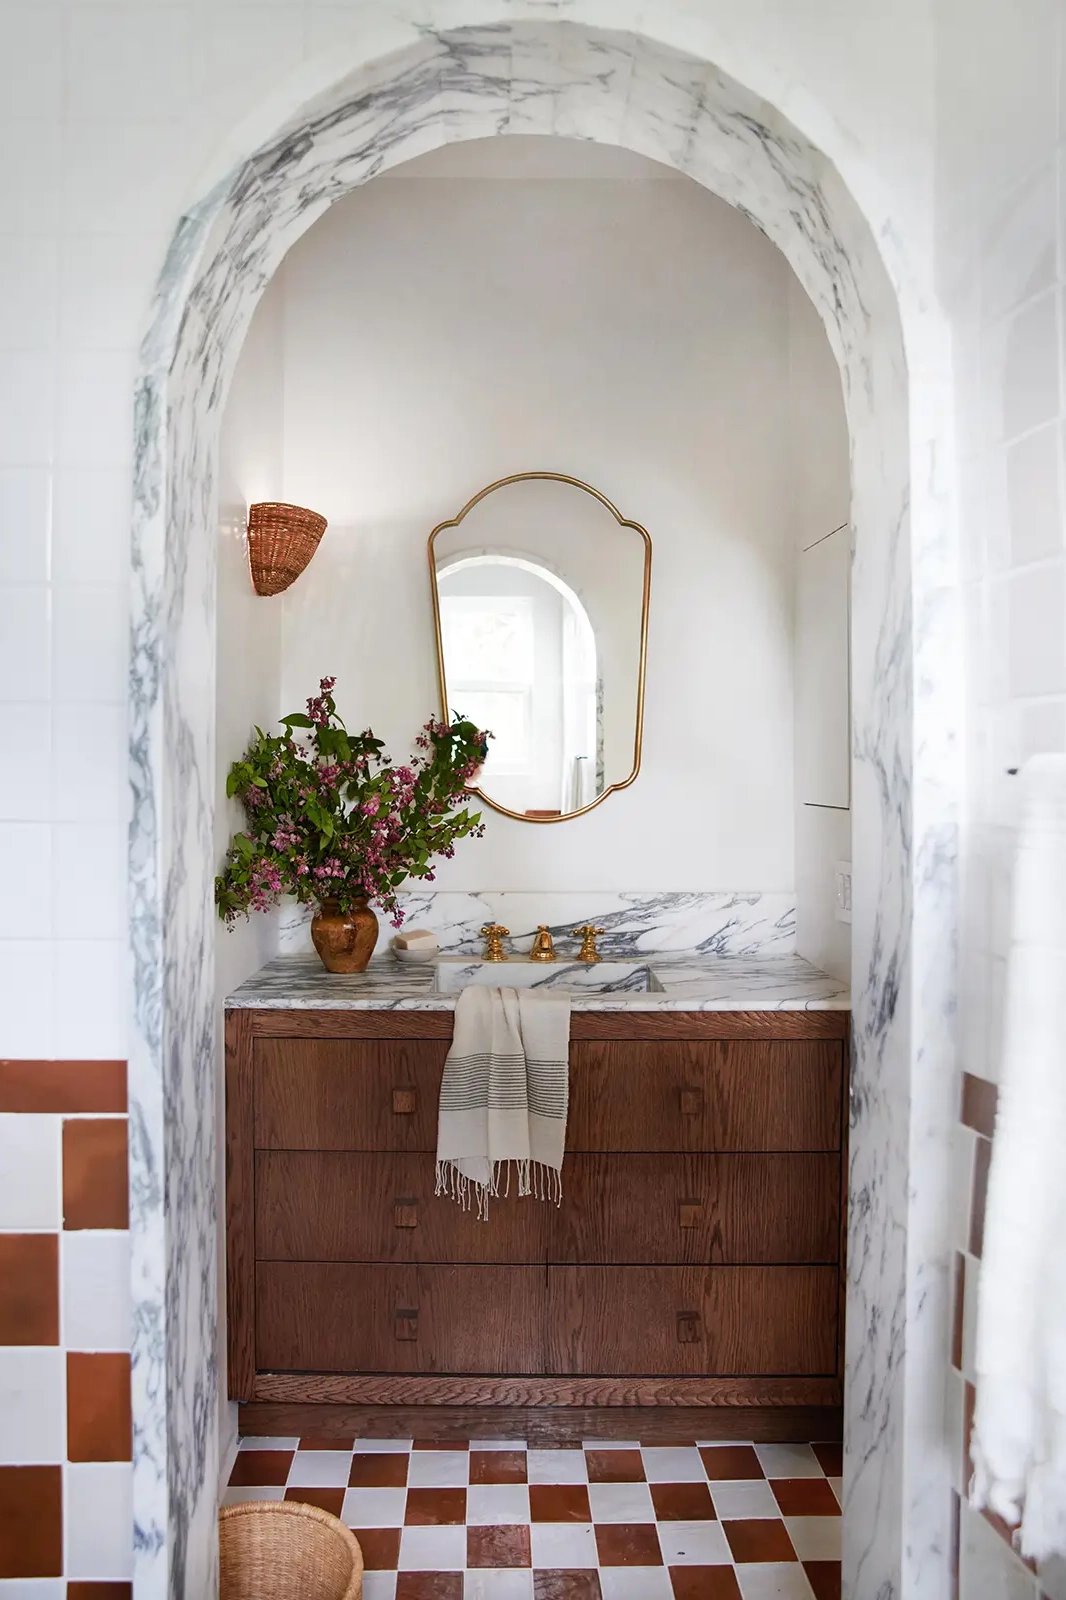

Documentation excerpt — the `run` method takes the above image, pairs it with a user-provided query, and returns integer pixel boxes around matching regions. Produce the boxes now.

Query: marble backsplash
[277,890,796,959]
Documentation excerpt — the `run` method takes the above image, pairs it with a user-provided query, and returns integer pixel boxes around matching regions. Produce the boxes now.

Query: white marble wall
[102,11,957,1600]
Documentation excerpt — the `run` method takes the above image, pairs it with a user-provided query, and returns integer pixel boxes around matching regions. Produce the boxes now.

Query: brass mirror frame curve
[427,471,652,825]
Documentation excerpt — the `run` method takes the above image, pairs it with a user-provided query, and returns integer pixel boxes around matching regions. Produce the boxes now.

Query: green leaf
[281,712,314,729]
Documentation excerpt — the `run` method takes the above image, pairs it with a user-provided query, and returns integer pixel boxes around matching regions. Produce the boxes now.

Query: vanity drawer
[256,1263,545,1374]
[566,1041,842,1152]
[255,1151,548,1263]
[546,1265,837,1376]
[253,1038,447,1151]
[551,1153,840,1265]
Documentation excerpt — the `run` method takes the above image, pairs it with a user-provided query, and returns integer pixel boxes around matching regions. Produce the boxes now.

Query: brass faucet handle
[529,924,557,962]
[574,924,605,962]
[480,923,509,961]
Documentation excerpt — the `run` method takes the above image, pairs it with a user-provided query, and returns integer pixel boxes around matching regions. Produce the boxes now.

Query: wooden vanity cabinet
[226,1008,848,1436]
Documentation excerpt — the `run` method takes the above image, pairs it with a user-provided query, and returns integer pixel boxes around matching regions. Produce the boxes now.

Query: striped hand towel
[435,985,571,1219]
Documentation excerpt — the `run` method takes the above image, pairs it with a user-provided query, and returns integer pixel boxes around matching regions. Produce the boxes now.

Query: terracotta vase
[310,896,379,974]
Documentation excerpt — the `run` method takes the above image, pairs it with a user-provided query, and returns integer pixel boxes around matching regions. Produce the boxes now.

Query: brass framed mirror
[427,472,652,823]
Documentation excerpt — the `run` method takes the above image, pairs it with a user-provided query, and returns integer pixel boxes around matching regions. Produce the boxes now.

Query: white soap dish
[390,931,439,964]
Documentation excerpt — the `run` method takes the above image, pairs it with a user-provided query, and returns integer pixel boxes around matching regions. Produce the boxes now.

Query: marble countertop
[226,952,850,1012]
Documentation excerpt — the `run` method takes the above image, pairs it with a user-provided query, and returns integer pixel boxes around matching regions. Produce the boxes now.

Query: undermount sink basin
[433,957,664,995]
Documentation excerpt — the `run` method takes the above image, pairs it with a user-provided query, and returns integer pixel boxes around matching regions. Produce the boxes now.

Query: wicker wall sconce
[246,501,328,596]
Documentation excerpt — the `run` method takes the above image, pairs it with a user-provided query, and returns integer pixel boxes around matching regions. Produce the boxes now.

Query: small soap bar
[393,928,438,950]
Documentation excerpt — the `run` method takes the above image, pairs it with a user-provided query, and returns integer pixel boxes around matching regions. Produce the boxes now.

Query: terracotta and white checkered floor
[226,1436,843,1598]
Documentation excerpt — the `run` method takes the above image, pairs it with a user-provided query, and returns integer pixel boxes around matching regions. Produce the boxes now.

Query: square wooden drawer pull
[393,1199,419,1229]
[676,1311,701,1344]
[395,1308,419,1341]
[679,1089,703,1116]
[392,1087,417,1115]
[678,1201,702,1229]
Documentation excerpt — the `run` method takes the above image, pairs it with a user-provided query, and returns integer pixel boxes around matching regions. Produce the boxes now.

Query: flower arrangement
[215,677,488,932]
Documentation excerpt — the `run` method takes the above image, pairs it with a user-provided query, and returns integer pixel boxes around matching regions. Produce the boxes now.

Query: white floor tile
[407,1449,469,1487]
[360,1574,397,1600]
[656,1519,731,1565]
[708,1481,779,1519]
[467,1483,531,1524]
[221,1486,285,1506]
[0,1582,66,1597]
[341,1487,407,1528]
[528,1448,588,1484]
[598,1569,674,1599]
[239,1436,300,1451]
[287,1451,353,1488]
[353,1438,413,1452]
[784,1515,842,1561]
[829,1476,843,1505]
[587,1481,655,1524]
[62,1232,131,1350]
[463,1571,534,1599]
[736,1564,817,1599]
[529,1521,598,1568]
[753,1443,822,1478]
[397,1524,466,1571]
[641,1446,707,1483]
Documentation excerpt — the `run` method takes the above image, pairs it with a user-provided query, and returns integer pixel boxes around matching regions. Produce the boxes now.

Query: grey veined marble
[131,10,958,1600]
[228,950,849,1011]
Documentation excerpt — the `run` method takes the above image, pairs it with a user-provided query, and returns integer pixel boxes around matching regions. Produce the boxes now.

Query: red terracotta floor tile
[805,1560,843,1600]
[67,1586,133,1599]
[284,1487,345,1516]
[395,1576,463,1600]
[62,1118,128,1228]
[534,1575,603,1599]
[585,1449,645,1483]
[228,1451,293,1487]
[669,1569,743,1599]
[595,1523,663,1566]
[404,1487,466,1525]
[470,1449,527,1484]
[67,1352,132,1462]
[349,1527,401,1570]
[770,1478,841,1516]
[467,1524,532,1567]
[698,1446,764,1481]
[0,1235,59,1345]
[350,1452,409,1488]
[529,1484,592,1523]
[412,1439,468,1450]
[723,1518,798,1563]
[811,1442,843,1477]
[650,1482,717,1521]
[300,1434,355,1451]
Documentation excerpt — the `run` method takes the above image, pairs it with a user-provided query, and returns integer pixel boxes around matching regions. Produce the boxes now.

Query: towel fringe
[437,1157,562,1221]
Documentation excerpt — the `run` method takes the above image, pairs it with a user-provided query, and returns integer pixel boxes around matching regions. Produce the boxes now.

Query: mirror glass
[429,473,651,822]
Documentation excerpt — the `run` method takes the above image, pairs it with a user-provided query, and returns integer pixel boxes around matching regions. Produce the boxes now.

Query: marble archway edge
[129,14,959,1598]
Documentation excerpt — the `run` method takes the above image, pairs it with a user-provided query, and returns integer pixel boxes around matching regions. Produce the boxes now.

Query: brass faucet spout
[529,925,556,962]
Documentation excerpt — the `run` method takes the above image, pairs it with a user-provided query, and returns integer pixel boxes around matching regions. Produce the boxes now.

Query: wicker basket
[247,501,327,596]
[220,1500,363,1600]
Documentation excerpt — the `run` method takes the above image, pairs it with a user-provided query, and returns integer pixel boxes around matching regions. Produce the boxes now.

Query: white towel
[971,754,1066,1558]
[435,985,571,1219]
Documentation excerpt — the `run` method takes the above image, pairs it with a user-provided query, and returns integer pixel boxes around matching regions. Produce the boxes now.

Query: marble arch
[130,14,958,1597]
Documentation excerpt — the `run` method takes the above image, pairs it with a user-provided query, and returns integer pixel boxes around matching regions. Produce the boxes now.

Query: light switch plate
[833,860,852,923]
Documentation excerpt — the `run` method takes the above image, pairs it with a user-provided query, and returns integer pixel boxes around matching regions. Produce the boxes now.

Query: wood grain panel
[551,1154,839,1265]
[251,1373,842,1408]
[256,1263,545,1374]
[247,1009,848,1040]
[240,1399,843,1444]
[225,1009,255,1398]
[566,1041,841,1151]
[253,1038,449,1151]
[546,1266,837,1376]
[255,1151,547,1263]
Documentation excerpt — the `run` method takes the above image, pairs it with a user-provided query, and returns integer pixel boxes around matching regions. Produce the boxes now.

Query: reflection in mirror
[428,473,651,823]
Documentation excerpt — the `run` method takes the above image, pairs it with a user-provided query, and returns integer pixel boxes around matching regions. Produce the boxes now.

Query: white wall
[787,273,852,982]
[272,138,798,892]
[213,278,285,1467]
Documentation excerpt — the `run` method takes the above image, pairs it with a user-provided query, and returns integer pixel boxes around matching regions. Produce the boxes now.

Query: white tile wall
[51,585,126,705]
[65,1463,134,1580]
[62,1232,132,1352]
[0,1115,60,1229]
[0,469,52,584]
[0,1349,66,1465]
